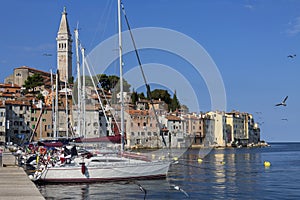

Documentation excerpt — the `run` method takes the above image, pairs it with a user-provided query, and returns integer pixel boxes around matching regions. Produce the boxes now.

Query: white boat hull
[36,157,170,183]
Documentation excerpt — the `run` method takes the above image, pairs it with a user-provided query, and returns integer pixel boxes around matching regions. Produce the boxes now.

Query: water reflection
[37,144,300,199]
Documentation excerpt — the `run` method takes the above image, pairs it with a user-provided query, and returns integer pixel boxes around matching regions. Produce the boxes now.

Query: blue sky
[1,0,300,142]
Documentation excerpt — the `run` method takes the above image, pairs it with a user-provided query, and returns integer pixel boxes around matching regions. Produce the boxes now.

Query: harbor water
[36,143,300,199]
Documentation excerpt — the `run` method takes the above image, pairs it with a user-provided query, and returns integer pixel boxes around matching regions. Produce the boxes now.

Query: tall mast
[54,71,59,139]
[50,69,54,137]
[74,29,82,137]
[81,47,86,138]
[65,78,68,138]
[118,0,124,152]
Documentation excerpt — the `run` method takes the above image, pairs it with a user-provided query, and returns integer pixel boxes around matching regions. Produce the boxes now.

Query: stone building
[4,100,32,145]
[183,113,205,145]
[0,102,6,145]
[56,7,72,83]
[4,66,52,88]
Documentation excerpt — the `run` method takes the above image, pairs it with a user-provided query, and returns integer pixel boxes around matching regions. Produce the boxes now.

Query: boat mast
[118,0,125,152]
[51,69,55,138]
[75,28,82,137]
[54,71,59,139]
[65,77,68,139]
[81,47,86,138]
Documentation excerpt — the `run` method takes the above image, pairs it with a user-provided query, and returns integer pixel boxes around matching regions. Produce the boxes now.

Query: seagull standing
[275,96,288,107]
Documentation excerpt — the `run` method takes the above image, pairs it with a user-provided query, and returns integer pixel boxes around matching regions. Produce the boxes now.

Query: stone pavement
[0,152,45,200]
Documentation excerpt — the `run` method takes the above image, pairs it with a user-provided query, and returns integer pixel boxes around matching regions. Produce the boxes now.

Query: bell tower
[57,7,72,83]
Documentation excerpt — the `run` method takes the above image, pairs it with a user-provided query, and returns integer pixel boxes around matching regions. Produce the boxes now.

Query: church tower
[57,7,72,83]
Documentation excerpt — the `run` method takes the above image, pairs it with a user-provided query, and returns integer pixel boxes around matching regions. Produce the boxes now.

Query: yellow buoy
[264,161,271,167]
[197,158,203,163]
[173,157,178,161]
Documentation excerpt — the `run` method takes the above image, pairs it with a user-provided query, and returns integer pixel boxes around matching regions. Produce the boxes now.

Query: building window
[131,132,135,136]
[147,132,151,136]
[143,122,146,126]
[32,125,35,129]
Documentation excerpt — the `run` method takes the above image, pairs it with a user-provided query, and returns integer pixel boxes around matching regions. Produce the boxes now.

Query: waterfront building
[226,111,246,145]
[226,111,261,146]
[125,109,160,148]
[160,114,188,148]
[183,113,205,145]
[205,111,226,147]
[203,115,215,146]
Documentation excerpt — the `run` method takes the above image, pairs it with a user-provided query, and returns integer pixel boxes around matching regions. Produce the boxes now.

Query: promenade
[0,149,45,200]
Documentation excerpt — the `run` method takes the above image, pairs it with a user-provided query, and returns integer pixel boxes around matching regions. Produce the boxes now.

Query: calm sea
[37,143,300,199]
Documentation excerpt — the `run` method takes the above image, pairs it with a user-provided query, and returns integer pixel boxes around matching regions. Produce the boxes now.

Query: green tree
[97,74,131,92]
[131,89,138,105]
[36,93,44,101]
[150,89,171,105]
[98,74,110,91]
[23,74,44,94]
[138,92,146,100]
[170,91,180,112]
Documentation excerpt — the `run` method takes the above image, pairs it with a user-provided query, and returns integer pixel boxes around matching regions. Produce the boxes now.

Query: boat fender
[66,158,71,164]
[39,147,47,155]
[264,161,271,167]
[80,162,86,174]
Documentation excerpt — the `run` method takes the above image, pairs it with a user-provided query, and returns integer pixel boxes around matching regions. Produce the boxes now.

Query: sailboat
[30,0,172,183]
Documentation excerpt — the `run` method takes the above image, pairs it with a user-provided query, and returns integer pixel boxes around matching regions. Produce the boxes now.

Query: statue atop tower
[56,7,72,83]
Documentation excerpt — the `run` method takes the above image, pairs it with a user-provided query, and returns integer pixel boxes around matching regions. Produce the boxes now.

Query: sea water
[37,143,300,199]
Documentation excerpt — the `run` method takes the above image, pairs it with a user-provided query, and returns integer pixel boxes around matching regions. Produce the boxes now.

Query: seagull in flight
[170,184,189,197]
[275,96,288,107]
[43,53,52,56]
[287,54,296,58]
